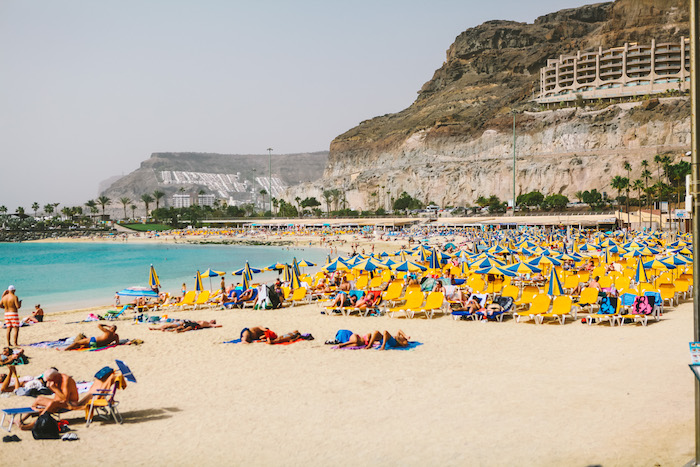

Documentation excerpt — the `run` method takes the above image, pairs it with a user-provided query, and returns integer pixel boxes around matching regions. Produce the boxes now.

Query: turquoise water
[0,242,327,313]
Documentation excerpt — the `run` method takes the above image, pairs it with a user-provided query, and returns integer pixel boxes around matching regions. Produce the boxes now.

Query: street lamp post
[267,148,273,216]
[691,0,700,464]
[512,109,517,216]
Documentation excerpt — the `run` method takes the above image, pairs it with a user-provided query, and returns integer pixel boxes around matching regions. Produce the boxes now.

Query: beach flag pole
[690,0,700,463]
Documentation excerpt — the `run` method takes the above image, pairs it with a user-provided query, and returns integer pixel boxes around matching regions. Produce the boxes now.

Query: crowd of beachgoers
[0,225,695,464]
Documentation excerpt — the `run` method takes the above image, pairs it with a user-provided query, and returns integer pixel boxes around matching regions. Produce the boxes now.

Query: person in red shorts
[1,285,21,347]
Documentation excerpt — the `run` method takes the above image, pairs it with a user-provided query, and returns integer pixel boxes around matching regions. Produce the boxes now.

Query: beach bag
[32,413,60,440]
[599,296,616,315]
[631,295,653,315]
[266,286,281,309]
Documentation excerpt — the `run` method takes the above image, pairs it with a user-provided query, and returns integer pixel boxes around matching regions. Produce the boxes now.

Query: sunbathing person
[74,366,126,407]
[364,330,410,350]
[1,346,26,365]
[355,292,380,310]
[62,324,119,350]
[335,332,367,348]
[265,330,301,344]
[240,326,275,344]
[233,288,258,305]
[329,292,358,308]
[0,365,24,393]
[149,319,220,332]
[19,368,79,430]
[22,304,44,324]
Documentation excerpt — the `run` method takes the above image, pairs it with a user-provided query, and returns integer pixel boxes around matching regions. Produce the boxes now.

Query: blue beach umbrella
[148,264,160,289]
[289,264,302,290]
[474,265,516,277]
[427,249,441,269]
[393,261,428,273]
[634,258,648,284]
[200,268,226,290]
[323,259,350,272]
[352,258,388,273]
[547,267,564,296]
[194,270,203,292]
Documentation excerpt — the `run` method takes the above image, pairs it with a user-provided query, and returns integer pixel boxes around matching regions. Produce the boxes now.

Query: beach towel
[332,341,423,351]
[631,295,653,315]
[28,337,73,349]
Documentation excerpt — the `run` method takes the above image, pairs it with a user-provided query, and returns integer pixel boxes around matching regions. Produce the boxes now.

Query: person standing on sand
[181,283,187,298]
[1,286,21,347]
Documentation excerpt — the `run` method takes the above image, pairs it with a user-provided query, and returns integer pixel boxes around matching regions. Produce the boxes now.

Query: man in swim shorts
[19,367,79,430]
[1,285,21,347]
[240,326,273,343]
[62,324,119,350]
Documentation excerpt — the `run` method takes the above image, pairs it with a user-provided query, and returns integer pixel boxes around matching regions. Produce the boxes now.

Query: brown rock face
[307,0,689,210]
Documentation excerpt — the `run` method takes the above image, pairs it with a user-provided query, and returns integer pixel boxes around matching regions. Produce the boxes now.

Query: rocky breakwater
[287,0,690,209]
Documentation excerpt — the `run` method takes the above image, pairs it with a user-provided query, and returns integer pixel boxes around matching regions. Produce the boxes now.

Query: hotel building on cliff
[535,37,689,104]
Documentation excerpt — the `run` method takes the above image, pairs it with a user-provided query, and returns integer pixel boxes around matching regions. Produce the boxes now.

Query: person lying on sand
[240,326,275,344]
[0,365,24,393]
[149,320,221,332]
[364,330,409,350]
[262,330,313,344]
[1,347,26,365]
[61,324,119,350]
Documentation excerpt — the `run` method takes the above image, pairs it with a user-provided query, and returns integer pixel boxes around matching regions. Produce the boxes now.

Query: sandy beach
[0,296,694,466]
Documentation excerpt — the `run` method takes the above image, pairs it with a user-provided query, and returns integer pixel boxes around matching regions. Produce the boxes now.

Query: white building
[536,37,689,104]
[172,194,192,208]
[198,194,216,207]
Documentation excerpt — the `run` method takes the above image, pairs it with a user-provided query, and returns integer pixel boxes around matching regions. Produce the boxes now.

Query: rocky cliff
[290,0,690,209]
[102,151,328,209]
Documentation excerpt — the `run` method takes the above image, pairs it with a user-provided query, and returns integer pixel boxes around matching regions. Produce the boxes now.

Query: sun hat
[7,285,15,291]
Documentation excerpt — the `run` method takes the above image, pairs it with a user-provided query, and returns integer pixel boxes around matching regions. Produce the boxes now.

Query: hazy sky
[0,0,591,210]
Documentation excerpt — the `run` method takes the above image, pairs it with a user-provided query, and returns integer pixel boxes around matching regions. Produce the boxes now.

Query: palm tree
[31,202,39,218]
[43,204,54,217]
[271,197,279,216]
[130,204,137,218]
[641,162,652,229]
[260,189,268,213]
[96,195,111,217]
[141,194,154,218]
[152,190,165,210]
[294,196,302,217]
[0,206,6,217]
[16,206,25,217]
[653,154,670,229]
[632,179,644,228]
[119,197,131,220]
[322,190,333,215]
[610,176,626,207]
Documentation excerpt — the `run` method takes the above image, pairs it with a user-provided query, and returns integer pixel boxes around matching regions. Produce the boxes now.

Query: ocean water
[0,242,327,313]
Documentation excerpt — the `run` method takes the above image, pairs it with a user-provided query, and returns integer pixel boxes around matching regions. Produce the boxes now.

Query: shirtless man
[149,319,220,332]
[240,326,273,344]
[1,286,21,347]
[62,324,119,350]
[19,368,79,430]
[22,304,44,324]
